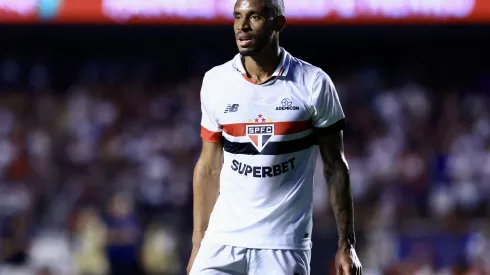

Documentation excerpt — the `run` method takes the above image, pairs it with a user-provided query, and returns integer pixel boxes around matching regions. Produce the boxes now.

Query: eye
[250,14,260,20]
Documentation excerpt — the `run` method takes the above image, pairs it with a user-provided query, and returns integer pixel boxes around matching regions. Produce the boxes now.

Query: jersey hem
[203,235,312,251]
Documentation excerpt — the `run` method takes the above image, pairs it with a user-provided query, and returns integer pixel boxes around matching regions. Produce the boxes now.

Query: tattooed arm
[318,130,361,275]
[310,69,361,274]
[318,130,355,249]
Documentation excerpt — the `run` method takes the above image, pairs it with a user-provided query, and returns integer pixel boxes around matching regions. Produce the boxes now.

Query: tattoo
[318,131,355,249]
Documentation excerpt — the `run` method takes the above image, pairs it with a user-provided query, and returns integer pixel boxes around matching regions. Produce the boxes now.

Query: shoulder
[200,59,236,104]
[203,59,236,82]
[287,54,332,92]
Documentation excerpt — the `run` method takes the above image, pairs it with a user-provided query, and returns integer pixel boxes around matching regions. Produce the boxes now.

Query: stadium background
[0,1,490,275]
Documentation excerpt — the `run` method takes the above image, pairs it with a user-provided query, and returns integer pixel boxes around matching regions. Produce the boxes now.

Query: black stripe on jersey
[223,134,316,155]
[314,118,346,136]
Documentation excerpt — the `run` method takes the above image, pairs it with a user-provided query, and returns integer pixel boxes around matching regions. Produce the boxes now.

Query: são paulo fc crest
[246,114,274,153]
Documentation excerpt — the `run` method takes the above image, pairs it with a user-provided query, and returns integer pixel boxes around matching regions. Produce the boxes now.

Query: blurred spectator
[73,207,108,275]
[141,221,180,275]
[1,213,29,266]
[103,193,143,275]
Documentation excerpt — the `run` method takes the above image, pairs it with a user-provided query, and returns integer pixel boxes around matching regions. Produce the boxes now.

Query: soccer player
[187,0,362,274]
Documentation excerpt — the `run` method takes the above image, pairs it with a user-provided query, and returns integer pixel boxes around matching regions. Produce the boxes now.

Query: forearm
[192,160,220,246]
[325,164,355,249]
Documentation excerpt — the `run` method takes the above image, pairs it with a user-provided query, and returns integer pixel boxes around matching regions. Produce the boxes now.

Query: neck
[242,43,281,82]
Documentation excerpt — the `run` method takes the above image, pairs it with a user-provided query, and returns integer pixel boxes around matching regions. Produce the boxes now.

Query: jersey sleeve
[310,70,346,135]
[200,73,222,142]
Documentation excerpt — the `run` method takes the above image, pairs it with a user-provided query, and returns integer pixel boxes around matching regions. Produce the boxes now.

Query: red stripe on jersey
[201,126,222,142]
[242,74,254,83]
[223,120,312,137]
[278,67,284,76]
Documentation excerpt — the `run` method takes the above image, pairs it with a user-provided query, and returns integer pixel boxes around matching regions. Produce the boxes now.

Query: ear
[274,15,286,32]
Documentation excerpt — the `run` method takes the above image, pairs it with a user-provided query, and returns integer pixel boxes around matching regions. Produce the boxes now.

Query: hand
[335,246,362,275]
[186,245,200,275]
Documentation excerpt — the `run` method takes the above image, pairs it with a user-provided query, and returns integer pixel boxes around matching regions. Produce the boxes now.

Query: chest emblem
[246,114,274,153]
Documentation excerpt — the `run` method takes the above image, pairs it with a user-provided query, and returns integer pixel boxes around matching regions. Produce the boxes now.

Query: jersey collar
[232,47,291,77]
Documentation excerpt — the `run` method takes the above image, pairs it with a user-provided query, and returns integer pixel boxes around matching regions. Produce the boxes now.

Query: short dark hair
[268,0,285,17]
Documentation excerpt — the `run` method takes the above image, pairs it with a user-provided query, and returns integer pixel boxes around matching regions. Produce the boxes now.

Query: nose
[237,17,250,31]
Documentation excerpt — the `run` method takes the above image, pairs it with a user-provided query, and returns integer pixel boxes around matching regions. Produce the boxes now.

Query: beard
[239,48,258,56]
[238,32,274,56]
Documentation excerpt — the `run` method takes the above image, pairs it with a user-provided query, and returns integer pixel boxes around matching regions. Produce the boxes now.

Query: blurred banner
[1,0,490,24]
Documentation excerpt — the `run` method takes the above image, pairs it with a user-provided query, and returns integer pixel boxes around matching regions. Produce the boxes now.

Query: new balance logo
[224,104,239,113]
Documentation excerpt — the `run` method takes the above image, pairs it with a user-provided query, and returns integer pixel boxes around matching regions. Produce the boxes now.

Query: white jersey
[199,48,345,250]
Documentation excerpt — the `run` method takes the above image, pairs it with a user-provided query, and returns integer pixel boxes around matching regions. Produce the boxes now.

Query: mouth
[236,33,254,47]
[237,37,254,47]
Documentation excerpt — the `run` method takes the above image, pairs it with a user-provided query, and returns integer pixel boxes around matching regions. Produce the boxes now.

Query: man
[187,0,362,274]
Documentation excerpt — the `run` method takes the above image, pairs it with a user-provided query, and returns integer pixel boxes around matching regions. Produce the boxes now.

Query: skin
[318,131,362,275]
[233,0,285,84]
[187,140,223,274]
[188,0,362,274]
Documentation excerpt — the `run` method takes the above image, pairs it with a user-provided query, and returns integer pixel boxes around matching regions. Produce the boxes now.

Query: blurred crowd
[0,43,489,275]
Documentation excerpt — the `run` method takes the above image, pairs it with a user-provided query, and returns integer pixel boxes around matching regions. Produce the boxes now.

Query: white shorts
[190,241,311,275]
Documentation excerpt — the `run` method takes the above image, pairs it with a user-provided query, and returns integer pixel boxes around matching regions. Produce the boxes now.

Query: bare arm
[192,139,223,248]
[318,131,355,250]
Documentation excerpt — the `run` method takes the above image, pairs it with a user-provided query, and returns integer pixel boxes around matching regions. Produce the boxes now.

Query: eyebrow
[233,10,262,16]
